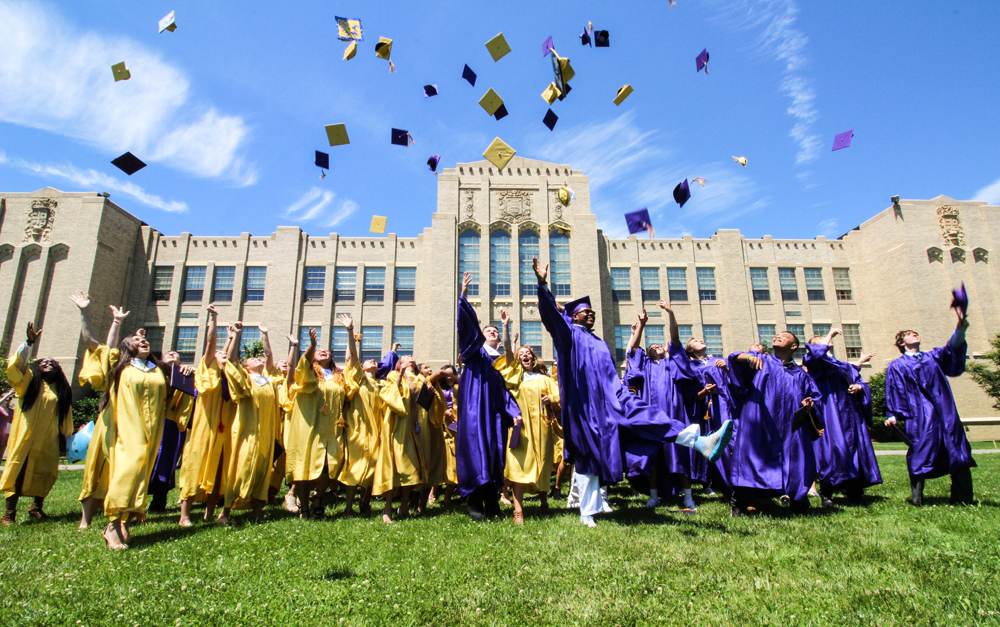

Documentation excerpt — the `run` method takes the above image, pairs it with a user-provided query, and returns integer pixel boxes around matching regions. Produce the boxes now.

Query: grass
[872,441,999,450]
[2,456,999,626]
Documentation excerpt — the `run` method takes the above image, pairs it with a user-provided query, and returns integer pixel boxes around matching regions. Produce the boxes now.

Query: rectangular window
[298,326,321,352]
[703,324,723,357]
[183,267,205,303]
[645,325,665,349]
[245,267,267,302]
[395,267,416,302]
[757,324,776,346]
[239,326,261,357]
[212,267,235,302]
[614,325,631,364]
[393,326,415,353]
[521,321,542,354]
[175,327,198,363]
[812,323,831,339]
[152,266,173,301]
[335,267,356,302]
[667,268,688,302]
[843,324,863,359]
[804,268,825,301]
[833,268,853,301]
[778,267,799,302]
[364,268,385,302]
[490,231,511,297]
[303,267,325,302]
[549,232,572,297]
[639,267,660,302]
[677,325,693,344]
[361,326,382,362]
[750,267,770,302]
[610,268,631,302]
[519,231,540,298]
[785,310,802,317]
[144,327,165,357]
[330,327,349,364]
[458,231,480,297]
[787,324,806,362]
[696,267,717,301]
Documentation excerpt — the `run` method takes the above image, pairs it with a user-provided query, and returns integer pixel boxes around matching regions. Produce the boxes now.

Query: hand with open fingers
[500,310,510,325]
[180,365,195,377]
[714,358,729,371]
[110,305,130,321]
[284,333,296,345]
[259,324,269,335]
[532,256,548,284]
[309,328,318,342]
[338,314,354,329]
[26,322,42,343]
[637,309,648,325]
[393,342,402,352]
[830,328,843,338]
[746,354,763,370]
[656,299,671,312]
[69,291,91,309]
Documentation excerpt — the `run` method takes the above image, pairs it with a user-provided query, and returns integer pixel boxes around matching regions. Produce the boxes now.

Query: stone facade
[1,157,998,428]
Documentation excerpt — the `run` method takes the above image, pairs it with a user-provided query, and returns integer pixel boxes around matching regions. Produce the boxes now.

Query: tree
[72,391,102,430]
[864,369,902,442]
[241,340,265,360]
[966,330,1000,411]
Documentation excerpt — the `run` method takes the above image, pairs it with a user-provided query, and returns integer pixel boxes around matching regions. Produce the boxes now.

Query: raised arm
[70,291,100,352]
[283,332,298,387]
[259,323,275,372]
[226,322,242,365]
[106,306,129,348]
[501,310,514,363]
[626,310,647,357]
[303,327,318,364]
[534,257,573,351]
[201,305,219,367]
[339,314,358,367]
[659,300,681,348]
[821,327,842,347]
[457,274,487,362]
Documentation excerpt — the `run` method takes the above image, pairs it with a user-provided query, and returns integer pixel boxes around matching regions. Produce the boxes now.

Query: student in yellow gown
[70,291,127,529]
[284,326,346,518]
[218,322,284,524]
[1,322,73,526]
[496,311,561,524]
[417,363,452,513]
[373,356,426,523]
[440,369,460,506]
[269,336,297,507]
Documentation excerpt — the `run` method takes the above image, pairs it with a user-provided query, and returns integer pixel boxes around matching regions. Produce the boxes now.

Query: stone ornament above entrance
[495,190,533,223]
[24,198,57,243]
[936,206,965,247]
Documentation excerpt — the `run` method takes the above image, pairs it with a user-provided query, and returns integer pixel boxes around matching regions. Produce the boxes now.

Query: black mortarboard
[542,108,558,131]
[427,154,441,173]
[673,179,691,207]
[951,282,968,318]
[423,84,438,98]
[580,27,591,46]
[315,151,329,170]
[594,30,609,47]
[111,152,146,175]
[493,103,508,120]
[391,128,413,146]
[462,64,477,86]
[564,295,593,315]
[415,382,434,411]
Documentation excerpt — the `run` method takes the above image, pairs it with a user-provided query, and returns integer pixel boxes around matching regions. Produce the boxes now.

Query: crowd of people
[0,257,979,548]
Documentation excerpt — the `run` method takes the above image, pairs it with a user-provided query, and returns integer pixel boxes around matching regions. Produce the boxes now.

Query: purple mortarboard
[624,208,654,237]
[542,36,554,57]
[509,422,522,449]
[564,295,593,315]
[580,27,591,46]
[696,48,709,73]
[391,128,413,146]
[314,150,329,170]
[594,30,609,48]
[951,282,968,318]
[415,382,434,411]
[673,179,691,207]
[832,129,854,151]
[542,108,558,131]
[427,154,441,173]
[446,421,458,433]
[111,152,146,175]
[462,64,477,86]
[423,84,438,98]
[493,103,508,121]
[170,364,197,397]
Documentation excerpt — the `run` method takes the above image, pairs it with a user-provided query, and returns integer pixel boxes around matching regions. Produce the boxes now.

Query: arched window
[518,230,539,298]
[490,230,511,297]
[458,230,480,296]
[549,231,571,296]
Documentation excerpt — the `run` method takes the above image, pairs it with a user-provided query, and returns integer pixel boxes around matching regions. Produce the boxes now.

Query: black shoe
[467,503,484,521]
[548,487,564,500]
[730,506,744,518]
[820,498,834,509]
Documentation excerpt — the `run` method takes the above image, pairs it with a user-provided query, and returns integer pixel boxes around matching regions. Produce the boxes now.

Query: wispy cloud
[0,0,256,185]
[818,218,839,238]
[285,187,359,230]
[973,176,1000,205]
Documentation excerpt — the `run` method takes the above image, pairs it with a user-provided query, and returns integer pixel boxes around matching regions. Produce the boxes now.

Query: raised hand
[461,272,473,297]
[532,256,548,284]
[500,310,510,326]
[284,333,297,345]
[26,322,42,343]
[657,299,671,312]
[392,342,402,352]
[259,323,269,335]
[637,309,648,325]
[337,313,354,329]
[69,290,91,310]
[110,305,130,321]
[309,327,318,343]
[227,324,239,339]
[801,397,815,408]
[856,351,876,366]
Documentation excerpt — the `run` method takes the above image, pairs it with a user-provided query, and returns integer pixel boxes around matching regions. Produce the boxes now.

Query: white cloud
[0,0,256,185]
[285,187,358,230]
[818,218,839,238]
[973,177,1000,204]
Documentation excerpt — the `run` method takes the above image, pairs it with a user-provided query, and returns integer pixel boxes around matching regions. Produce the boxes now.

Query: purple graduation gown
[885,334,975,478]
[455,296,521,497]
[687,357,739,488]
[537,285,687,484]
[727,352,823,501]
[803,344,882,489]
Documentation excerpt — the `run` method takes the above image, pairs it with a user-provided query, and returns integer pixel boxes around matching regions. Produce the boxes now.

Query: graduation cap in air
[427,154,441,173]
[832,129,854,151]
[594,30,609,47]
[542,36,554,57]
[557,186,576,207]
[343,41,357,61]
[696,48,709,73]
[335,16,364,41]
[951,282,968,318]
[158,11,176,33]
[111,152,146,175]
[550,50,575,97]
[370,216,388,234]
[391,128,414,146]
[483,137,516,169]
[580,23,592,46]
[733,156,747,167]
[315,151,329,179]
[625,208,654,238]
[111,62,130,82]
[541,82,561,105]
[485,32,511,62]
[375,37,395,72]
[462,64,477,86]
[614,85,633,106]
[423,84,438,98]
[479,88,504,116]
[564,295,594,315]
[493,103,509,121]
[542,109,558,131]
[673,179,691,207]
[325,123,350,146]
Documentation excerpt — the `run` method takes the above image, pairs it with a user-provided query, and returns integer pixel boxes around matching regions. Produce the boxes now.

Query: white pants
[575,473,603,517]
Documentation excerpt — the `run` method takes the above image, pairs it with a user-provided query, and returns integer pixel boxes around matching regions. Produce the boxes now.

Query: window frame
[394,267,416,302]
[303,267,326,302]
[639,267,660,302]
[335,267,357,302]
[610,267,631,303]
[212,266,235,302]
[363,267,386,302]
[245,267,267,302]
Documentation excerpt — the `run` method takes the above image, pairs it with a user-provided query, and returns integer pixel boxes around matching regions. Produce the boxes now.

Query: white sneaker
[703,487,715,496]
[580,515,597,528]
[683,494,698,511]
[645,495,661,508]
[602,500,613,514]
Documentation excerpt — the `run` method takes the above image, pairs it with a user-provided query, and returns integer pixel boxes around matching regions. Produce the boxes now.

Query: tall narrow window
[804,268,825,301]
[696,268,716,301]
[614,325,631,363]
[490,230,511,297]
[750,267,770,302]
[239,326,261,356]
[833,268,853,301]
[843,324,863,359]
[458,230,480,297]
[778,267,799,301]
[183,267,205,302]
[144,327,165,357]
[645,325,665,348]
[703,324,723,356]
[518,230,539,298]
[667,268,688,302]
[335,267,356,301]
[174,327,198,363]
[299,326,321,351]
[364,267,385,302]
[330,327,349,364]
[393,326,415,353]
[303,267,325,302]
[549,232,571,297]
[521,321,542,354]
[212,267,235,302]
[152,266,173,301]
[640,268,660,302]
[757,324,776,346]
[361,326,382,362]
[245,267,267,302]
[395,267,416,302]
[610,268,631,302]
[787,324,806,362]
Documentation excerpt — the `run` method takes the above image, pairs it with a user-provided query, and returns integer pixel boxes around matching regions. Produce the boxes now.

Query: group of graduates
[0,257,979,547]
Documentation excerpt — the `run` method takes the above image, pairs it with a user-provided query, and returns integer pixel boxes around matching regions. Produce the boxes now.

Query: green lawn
[872,441,999,451]
[2,456,999,626]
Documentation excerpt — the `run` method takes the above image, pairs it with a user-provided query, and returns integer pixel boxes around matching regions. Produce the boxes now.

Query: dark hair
[22,360,72,420]
[646,343,665,360]
[895,330,917,354]
[100,334,171,412]
[784,331,800,349]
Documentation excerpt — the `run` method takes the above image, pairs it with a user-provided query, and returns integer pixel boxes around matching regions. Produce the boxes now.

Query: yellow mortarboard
[325,124,350,146]
[158,11,176,33]
[541,82,561,105]
[558,56,575,83]
[613,85,633,106]
[111,62,131,82]
[485,32,511,62]
[732,156,747,167]
[343,41,357,61]
[370,216,387,234]
[375,37,393,60]
[483,137,516,170]
[336,17,363,41]
[478,88,504,116]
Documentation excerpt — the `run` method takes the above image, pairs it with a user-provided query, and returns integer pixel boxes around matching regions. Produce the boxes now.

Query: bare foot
[103,524,127,550]
[120,523,132,544]
[216,510,230,526]
[178,518,193,528]
[382,514,394,524]
[78,520,89,531]
[283,492,299,513]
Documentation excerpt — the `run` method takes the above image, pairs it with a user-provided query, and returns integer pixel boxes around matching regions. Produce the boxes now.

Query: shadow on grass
[322,568,354,581]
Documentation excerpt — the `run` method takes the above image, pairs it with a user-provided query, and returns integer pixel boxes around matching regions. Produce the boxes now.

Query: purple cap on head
[696,48,709,72]
[462,64,477,86]
[542,108,558,131]
[564,295,593,315]
[624,208,653,235]
[542,36,554,57]
[951,282,968,317]
[832,129,854,151]
[673,179,691,207]
[423,84,438,98]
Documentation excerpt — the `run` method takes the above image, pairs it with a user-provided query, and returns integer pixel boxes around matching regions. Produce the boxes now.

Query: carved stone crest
[548,190,563,220]
[496,190,533,223]
[936,206,965,246]
[24,198,56,243]
[464,189,476,219]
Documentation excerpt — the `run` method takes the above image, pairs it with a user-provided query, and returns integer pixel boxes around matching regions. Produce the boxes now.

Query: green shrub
[966,330,1000,412]
[71,390,102,430]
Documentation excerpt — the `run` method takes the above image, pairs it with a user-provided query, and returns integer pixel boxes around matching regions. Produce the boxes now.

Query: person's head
[419,363,433,377]
[276,359,290,375]
[771,332,799,359]
[362,358,379,377]
[438,364,458,387]
[483,325,500,347]
[161,351,181,366]
[128,329,151,360]
[808,335,825,345]
[396,355,418,375]
[313,347,333,369]
[685,338,707,358]
[516,346,538,370]
[34,357,62,379]
[895,330,920,353]
[242,356,265,374]
[749,342,765,353]
[572,307,596,330]
[215,350,228,365]
[645,343,665,361]
[24,359,72,420]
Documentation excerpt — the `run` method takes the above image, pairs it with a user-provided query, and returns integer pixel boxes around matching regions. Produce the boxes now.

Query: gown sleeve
[457,296,487,363]
[291,355,319,395]
[6,343,32,397]
[78,345,115,391]
[494,354,524,392]
[929,332,967,378]
[667,340,697,382]
[223,361,252,403]
[344,360,364,401]
[727,350,762,390]
[194,357,223,395]
[377,351,399,380]
[537,284,573,352]
[802,343,838,377]
[379,371,408,416]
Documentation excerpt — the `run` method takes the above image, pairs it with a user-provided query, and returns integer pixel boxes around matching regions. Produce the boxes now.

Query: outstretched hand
[284,333,296,345]
[110,305,130,321]
[26,322,42,343]
[743,353,763,370]
[69,290,90,310]
[461,272,473,297]
[337,313,354,330]
[656,299,671,313]
[856,351,876,366]
[500,310,510,326]
[637,309,648,325]
[532,256,548,285]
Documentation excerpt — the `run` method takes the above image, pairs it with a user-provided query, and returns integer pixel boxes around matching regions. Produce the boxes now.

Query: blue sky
[2,0,999,240]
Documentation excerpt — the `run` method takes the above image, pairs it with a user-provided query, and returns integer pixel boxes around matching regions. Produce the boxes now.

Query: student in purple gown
[532,257,733,527]
[685,338,737,499]
[885,312,974,505]
[803,328,881,506]
[456,272,522,521]
[148,351,195,513]
[727,331,823,516]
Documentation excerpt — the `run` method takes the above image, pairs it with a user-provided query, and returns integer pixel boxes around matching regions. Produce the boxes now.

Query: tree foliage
[966,330,1000,411]
[71,390,102,430]
[241,340,265,360]
[864,369,902,442]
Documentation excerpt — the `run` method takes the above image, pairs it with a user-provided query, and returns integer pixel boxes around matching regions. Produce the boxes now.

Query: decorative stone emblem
[497,190,533,223]
[936,206,965,247]
[549,190,563,220]
[973,247,988,263]
[464,189,476,219]
[926,247,943,263]
[951,248,966,264]
[24,198,56,243]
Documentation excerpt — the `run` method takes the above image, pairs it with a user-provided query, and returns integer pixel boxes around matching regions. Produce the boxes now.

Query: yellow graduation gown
[443,384,459,486]
[269,367,290,491]
[177,357,236,501]
[496,356,561,493]
[77,345,119,502]
[425,382,449,488]
[371,371,424,496]
[284,356,346,483]
[550,365,564,472]
[0,346,73,498]
[223,362,280,509]
[338,360,383,488]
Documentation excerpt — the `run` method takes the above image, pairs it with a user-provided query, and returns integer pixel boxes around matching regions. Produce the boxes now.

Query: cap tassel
[388,60,396,73]
[320,170,326,180]
[645,223,655,239]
